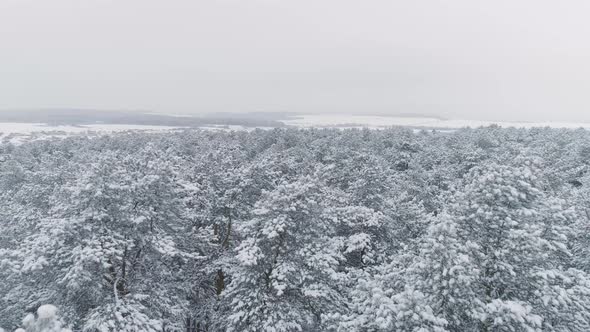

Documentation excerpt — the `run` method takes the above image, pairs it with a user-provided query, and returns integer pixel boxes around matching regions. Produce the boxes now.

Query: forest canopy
[1,127,590,331]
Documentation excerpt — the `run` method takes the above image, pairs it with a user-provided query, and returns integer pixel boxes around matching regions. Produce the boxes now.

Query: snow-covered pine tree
[222,173,345,332]
[452,162,590,331]
[335,212,478,332]
[399,212,479,331]
[3,148,201,331]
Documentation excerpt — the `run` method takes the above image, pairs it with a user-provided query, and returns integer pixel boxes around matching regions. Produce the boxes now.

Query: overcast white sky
[1,0,590,121]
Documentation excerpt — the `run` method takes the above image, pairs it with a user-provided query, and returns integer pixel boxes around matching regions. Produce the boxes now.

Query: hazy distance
[2,0,590,122]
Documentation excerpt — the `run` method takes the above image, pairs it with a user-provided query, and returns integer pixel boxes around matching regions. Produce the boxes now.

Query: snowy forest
[2,126,590,332]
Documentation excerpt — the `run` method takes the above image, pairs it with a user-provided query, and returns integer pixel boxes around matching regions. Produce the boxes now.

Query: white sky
[1,0,590,121]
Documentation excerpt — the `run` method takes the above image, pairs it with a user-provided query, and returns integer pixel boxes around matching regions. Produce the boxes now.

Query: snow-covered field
[0,123,184,144]
[1,113,588,145]
[196,125,275,132]
[280,114,590,129]
[0,122,182,135]
[0,122,279,144]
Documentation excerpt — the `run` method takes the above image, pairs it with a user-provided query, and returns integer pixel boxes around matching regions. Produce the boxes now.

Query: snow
[197,125,249,131]
[197,125,275,132]
[83,124,183,131]
[1,115,586,145]
[281,115,442,128]
[345,233,372,254]
[37,304,58,319]
[0,122,181,135]
[2,127,589,331]
[0,122,183,144]
[0,122,266,143]
[22,313,35,327]
[280,114,590,129]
